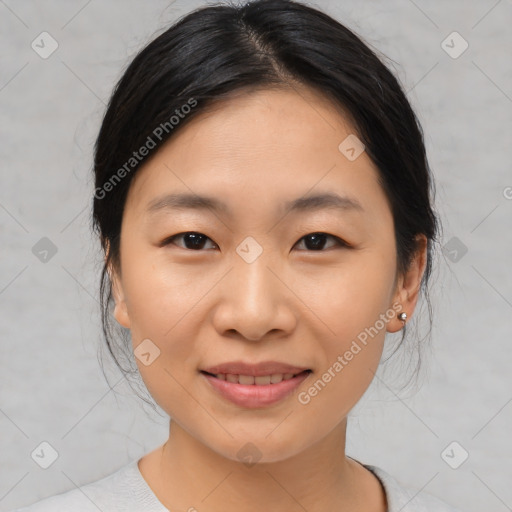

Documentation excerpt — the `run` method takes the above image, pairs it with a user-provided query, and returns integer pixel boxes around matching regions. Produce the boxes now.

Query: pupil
[185,232,205,249]
[306,233,326,250]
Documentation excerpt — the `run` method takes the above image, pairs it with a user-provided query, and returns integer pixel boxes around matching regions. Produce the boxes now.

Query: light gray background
[1,0,511,510]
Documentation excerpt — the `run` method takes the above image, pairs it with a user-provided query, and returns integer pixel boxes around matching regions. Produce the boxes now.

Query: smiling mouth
[200,369,312,408]
[200,370,312,385]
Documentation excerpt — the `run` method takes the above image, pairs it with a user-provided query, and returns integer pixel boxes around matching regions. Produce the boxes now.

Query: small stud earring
[398,312,407,324]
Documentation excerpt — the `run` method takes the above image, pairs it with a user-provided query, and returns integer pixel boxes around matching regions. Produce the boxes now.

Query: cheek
[294,267,392,423]
[120,249,218,412]
[122,247,212,340]
[298,251,395,400]
[304,248,396,340]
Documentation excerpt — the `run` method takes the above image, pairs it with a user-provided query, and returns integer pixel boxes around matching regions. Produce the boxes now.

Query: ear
[105,243,131,329]
[387,234,428,333]
[109,266,131,329]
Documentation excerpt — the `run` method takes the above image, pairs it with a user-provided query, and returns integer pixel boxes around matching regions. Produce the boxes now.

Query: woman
[13,0,462,510]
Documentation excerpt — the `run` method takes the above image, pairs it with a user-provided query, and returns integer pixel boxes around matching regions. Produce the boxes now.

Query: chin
[205,431,314,466]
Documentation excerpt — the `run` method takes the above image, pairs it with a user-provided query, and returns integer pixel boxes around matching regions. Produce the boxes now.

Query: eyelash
[161,231,350,252]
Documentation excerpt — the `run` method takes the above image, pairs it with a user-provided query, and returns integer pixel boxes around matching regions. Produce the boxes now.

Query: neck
[140,418,386,512]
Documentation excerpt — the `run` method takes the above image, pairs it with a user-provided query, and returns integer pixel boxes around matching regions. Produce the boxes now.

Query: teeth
[270,373,284,384]
[239,374,255,385]
[255,375,271,385]
[214,372,302,385]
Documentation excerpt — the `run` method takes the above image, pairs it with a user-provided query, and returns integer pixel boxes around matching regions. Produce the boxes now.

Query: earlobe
[387,234,428,333]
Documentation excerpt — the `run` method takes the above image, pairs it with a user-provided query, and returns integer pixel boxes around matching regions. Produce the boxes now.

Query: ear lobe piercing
[398,312,407,325]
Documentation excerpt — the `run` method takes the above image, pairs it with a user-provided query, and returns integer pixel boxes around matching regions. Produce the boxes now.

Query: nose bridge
[232,243,277,315]
[212,241,295,340]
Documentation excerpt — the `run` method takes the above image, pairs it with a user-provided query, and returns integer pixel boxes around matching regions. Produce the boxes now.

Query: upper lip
[201,361,310,377]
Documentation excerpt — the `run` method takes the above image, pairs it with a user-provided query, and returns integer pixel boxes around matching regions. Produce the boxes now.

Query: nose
[212,254,297,342]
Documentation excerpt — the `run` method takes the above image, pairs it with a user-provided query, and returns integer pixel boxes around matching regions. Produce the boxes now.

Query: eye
[162,232,218,251]
[161,231,348,252]
[294,232,348,251]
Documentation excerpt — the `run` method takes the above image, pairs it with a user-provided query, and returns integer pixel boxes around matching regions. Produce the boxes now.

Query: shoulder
[366,465,464,512]
[9,460,142,512]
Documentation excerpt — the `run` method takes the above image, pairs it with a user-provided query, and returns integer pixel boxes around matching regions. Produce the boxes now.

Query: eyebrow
[145,192,364,217]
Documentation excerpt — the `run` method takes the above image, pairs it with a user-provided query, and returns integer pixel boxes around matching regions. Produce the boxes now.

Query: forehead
[124,86,387,221]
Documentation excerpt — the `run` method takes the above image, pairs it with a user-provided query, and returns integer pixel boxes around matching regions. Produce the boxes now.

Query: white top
[11,459,463,511]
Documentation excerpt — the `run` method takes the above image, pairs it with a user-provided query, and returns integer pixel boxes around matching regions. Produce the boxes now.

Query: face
[109,86,425,463]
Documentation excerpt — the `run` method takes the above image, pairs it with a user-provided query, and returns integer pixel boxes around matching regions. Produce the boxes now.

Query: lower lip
[201,371,311,408]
